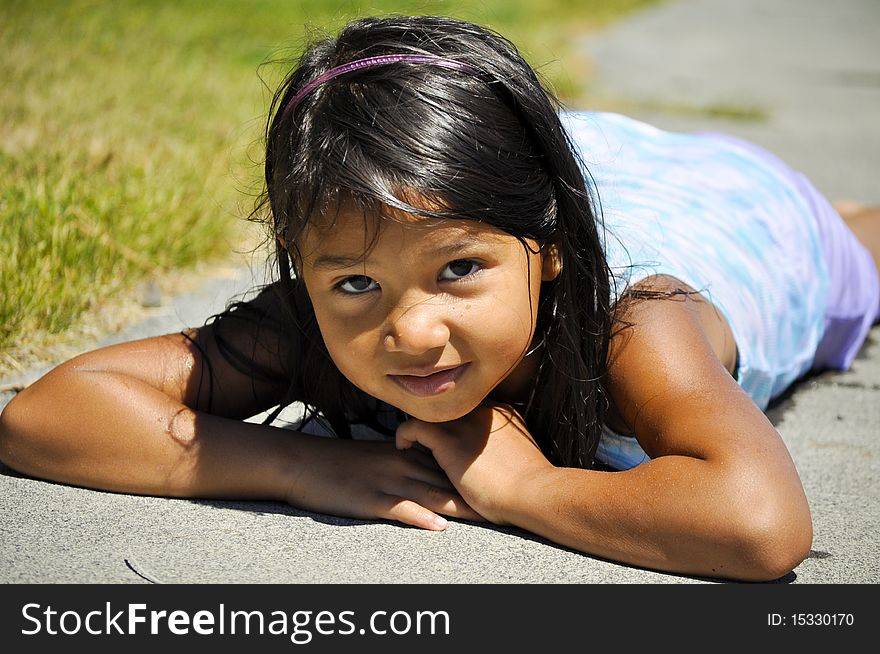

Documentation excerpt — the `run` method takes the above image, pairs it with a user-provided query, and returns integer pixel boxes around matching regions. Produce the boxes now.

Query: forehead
[298,204,516,263]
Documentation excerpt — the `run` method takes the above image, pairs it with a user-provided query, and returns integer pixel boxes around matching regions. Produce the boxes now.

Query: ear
[540,242,563,281]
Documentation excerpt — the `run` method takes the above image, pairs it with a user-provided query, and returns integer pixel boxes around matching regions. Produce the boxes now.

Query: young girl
[1,15,878,582]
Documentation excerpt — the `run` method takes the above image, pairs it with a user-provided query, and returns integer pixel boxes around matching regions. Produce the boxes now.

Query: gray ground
[2,0,878,584]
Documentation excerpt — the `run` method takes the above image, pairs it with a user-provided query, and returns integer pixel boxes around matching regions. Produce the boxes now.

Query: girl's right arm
[0,310,477,529]
[0,327,297,499]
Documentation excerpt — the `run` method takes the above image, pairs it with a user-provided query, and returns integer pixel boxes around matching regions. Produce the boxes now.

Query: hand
[395,404,554,524]
[283,436,484,531]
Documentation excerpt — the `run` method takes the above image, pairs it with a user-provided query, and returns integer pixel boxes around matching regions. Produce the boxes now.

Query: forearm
[0,368,304,501]
[507,456,811,581]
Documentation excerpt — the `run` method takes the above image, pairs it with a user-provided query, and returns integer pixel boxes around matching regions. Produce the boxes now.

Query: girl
[1,15,878,582]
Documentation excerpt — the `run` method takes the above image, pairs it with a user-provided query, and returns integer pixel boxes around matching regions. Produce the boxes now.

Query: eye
[439,259,480,281]
[337,275,378,294]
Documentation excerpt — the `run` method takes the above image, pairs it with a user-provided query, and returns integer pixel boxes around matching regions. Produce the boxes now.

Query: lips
[389,363,469,397]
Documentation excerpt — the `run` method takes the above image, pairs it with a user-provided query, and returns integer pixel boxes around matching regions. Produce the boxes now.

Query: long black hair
[222,15,613,468]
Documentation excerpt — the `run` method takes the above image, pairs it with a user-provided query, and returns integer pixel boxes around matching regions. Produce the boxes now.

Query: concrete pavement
[2,0,878,583]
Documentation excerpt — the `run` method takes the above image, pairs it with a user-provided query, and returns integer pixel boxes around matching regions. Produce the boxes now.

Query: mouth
[388,363,470,397]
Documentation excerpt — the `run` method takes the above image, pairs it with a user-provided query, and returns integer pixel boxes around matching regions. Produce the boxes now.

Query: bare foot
[833,201,880,274]
[832,200,866,220]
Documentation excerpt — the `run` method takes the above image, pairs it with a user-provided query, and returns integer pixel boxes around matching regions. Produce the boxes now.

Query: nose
[383,297,451,355]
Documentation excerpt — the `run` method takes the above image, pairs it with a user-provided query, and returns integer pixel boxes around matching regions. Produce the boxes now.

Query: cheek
[317,316,366,361]
[303,280,369,363]
[472,292,536,356]
[314,313,382,386]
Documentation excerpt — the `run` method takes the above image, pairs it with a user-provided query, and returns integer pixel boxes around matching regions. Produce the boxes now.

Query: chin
[393,398,481,424]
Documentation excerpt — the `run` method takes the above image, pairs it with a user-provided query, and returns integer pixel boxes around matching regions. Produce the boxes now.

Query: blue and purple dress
[561,112,880,470]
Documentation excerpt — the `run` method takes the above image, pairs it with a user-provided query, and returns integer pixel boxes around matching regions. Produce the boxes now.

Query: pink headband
[282,53,475,117]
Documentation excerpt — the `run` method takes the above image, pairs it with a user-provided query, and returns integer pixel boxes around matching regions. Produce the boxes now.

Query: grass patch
[0,0,659,364]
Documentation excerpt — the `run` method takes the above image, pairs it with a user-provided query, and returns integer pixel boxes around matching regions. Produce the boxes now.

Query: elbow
[0,395,29,473]
[0,392,47,477]
[728,491,813,582]
[0,399,21,470]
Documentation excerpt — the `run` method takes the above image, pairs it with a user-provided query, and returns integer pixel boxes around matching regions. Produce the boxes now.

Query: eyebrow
[310,239,484,271]
[310,254,367,271]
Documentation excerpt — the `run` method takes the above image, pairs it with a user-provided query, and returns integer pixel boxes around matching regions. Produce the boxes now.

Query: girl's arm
[0,304,479,529]
[0,327,294,498]
[397,278,813,581]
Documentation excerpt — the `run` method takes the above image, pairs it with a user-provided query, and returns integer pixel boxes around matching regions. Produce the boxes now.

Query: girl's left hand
[395,404,553,524]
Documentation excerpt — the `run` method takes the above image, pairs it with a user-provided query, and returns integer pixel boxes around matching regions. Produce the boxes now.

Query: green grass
[0,0,659,360]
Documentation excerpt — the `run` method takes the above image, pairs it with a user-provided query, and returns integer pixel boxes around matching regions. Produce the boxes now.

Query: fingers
[404,464,456,492]
[398,443,442,471]
[384,496,486,530]
[385,498,450,531]
[395,420,419,451]
[395,418,439,453]
[383,478,486,527]
[385,442,485,526]
[439,500,485,523]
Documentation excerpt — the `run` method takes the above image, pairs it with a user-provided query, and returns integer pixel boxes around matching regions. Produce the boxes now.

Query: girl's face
[297,206,560,423]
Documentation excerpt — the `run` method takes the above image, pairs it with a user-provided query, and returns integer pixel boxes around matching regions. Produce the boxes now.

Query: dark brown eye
[338,275,377,294]
[440,260,479,281]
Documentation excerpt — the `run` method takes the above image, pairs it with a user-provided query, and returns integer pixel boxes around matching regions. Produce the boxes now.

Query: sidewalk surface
[2,0,878,584]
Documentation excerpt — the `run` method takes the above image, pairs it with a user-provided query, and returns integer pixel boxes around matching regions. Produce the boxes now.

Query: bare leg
[833,201,880,275]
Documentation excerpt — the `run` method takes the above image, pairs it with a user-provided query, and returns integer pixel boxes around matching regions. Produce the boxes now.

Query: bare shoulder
[606,275,780,462]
